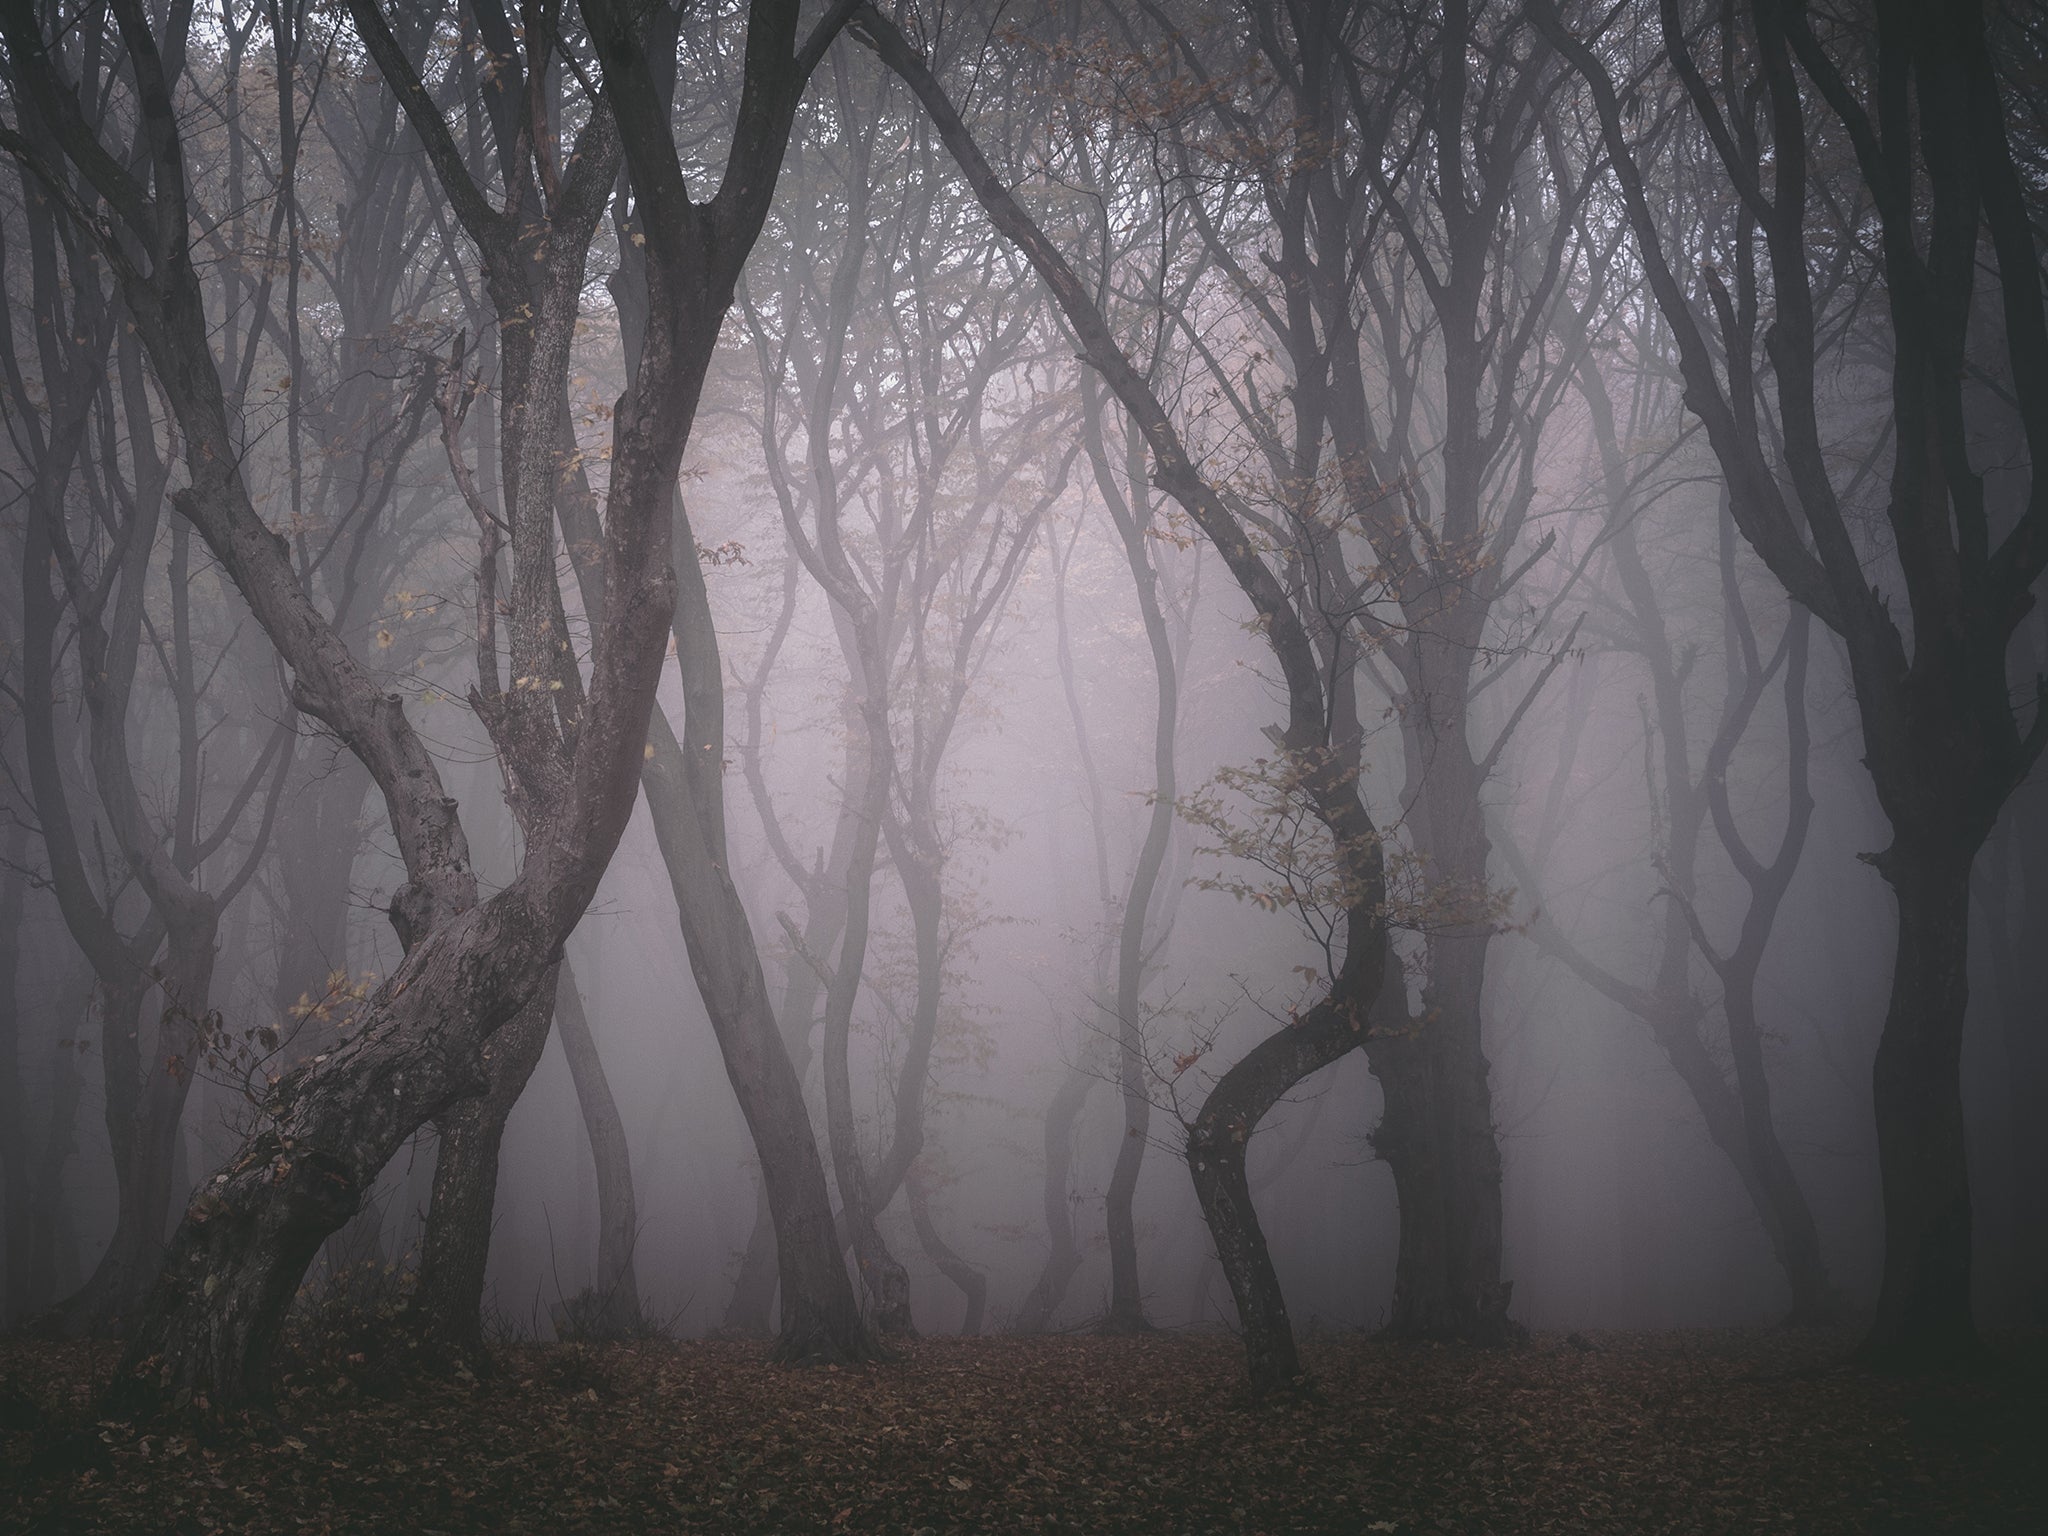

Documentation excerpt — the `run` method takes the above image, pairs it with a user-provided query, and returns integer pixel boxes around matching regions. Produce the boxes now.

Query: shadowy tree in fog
[1539,0,2048,1363]
[1133,0,1600,1343]
[0,0,854,1410]
[855,3,1396,1394]
[738,51,1062,1331]
[3,84,295,1329]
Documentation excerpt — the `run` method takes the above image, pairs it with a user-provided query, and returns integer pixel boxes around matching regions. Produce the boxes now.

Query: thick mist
[0,0,2042,1475]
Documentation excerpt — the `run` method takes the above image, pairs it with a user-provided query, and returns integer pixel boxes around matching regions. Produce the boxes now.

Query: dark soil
[2,1328,2041,1533]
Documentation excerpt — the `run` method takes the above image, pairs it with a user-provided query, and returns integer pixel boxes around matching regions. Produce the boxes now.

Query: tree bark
[406,974,557,1353]
[553,958,642,1336]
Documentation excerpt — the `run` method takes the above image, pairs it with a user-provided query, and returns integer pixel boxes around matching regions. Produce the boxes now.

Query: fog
[1,0,2042,1423]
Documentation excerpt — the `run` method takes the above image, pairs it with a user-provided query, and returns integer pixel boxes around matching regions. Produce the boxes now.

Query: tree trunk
[638,687,876,1362]
[1186,995,1367,1396]
[24,970,91,1316]
[1371,744,1515,1344]
[57,910,219,1332]
[908,1164,985,1336]
[1098,417,1176,1335]
[1866,845,1978,1363]
[1367,943,1515,1344]
[1723,977,1839,1324]
[553,959,642,1336]
[407,973,557,1353]
[1011,1044,1102,1333]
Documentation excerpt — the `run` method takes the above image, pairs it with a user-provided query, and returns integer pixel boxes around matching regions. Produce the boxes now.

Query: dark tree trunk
[1371,743,1515,1343]
[407,975,557,1352]
[1186,994,1373,1396]
[62,918,219,1330]
[1366,946,1514,1344]
[24,970,92,1316]
[1867,846,1977,1363]
[601,188,871,1363]
[1722,981,1838,1324]
[553,960,642,1336]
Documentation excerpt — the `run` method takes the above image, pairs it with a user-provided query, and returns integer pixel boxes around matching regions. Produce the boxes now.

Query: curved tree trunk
[1186,992,1377,1396]
[553,959,642,1336]
[1011,1043,1102,1333]
[908,1163,985,1336]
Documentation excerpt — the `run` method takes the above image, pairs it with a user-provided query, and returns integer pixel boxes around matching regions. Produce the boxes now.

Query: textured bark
[0,0,836,1412]
[553,959,642,1336]
[407,976,557,1353]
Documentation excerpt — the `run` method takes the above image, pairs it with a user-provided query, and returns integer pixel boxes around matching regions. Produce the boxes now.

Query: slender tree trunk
[720,742,855,1335]
[1011,1043,1102,1333]
[407,974,557,1353]
[908,1164,985,1336]
[553,959,642,1336]
[56,911,218,1330]
[1867,845,1978,1363]
[1099,421,1176,1334]
[1721,976,1838,1323]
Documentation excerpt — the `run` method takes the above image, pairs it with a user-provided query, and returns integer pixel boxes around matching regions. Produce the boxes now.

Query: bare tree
[1537,0,2048,1363]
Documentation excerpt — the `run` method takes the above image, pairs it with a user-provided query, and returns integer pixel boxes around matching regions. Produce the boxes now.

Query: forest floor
[1,1326,2042,1534]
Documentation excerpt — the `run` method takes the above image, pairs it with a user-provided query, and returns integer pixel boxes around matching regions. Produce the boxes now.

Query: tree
[1537,0,2048,1363]
[0,0,853,1410]
[853,3,1394,1394]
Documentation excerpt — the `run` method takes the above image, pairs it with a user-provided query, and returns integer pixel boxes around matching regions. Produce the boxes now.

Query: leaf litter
[1,1328,2041,1533]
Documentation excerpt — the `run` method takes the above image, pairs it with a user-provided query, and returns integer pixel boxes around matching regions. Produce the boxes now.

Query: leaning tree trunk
[406,973,557,1353]
[1186,992,1379,1396]
[598,226,871,1362]
[553,960,642,1336]
[1866,842,1978,1363]
[908,1163,986,1336]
